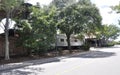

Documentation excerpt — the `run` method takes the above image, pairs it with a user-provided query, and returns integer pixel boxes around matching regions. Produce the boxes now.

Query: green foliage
[102,24,120,40]
[115,41,120,45]
[16,20,32,48]
[0,0,24,12]
[17,6,57,55]
[50,0,76,9]
[81,43,90,51]
[101,42,115,47]
[76,34,85,40]
[112,3,120,25]
[111,3,120,13]
[56,0,102,50]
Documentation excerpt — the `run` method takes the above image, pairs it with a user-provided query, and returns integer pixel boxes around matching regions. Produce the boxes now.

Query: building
[56,34,84,48]
[0,33,27,57]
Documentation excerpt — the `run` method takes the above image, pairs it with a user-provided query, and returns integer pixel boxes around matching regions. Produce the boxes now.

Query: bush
[101,43,114,47]
[81,44,90,51]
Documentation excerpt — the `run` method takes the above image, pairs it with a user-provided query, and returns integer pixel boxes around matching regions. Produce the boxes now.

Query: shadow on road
[0,57,60,74]
[0,65,46,75]
[0,50,116,74]
[70,51,116,58]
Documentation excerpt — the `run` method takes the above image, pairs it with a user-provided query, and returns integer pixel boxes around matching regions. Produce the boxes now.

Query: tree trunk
[5,11,10,60]
[95,39,98,47]
[66,34,71,52]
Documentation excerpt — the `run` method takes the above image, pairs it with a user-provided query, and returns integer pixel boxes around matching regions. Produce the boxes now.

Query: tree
[17,6,57,55]
[0,0,24,60]
[101,24,120,41]
[111,3,120,13]
[111,3,120,25]
[50,0,76,9]
[57,0,102,50]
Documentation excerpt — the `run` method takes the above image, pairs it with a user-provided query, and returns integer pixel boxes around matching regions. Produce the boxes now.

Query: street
[0,45,120,75]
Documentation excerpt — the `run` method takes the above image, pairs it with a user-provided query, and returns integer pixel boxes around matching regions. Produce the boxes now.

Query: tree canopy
[101,24,120,41]
[50,0,76,9]
[17,6,57,55]
[56,0,102,50]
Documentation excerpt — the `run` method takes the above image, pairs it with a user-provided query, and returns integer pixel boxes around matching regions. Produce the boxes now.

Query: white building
[56,34,84,47]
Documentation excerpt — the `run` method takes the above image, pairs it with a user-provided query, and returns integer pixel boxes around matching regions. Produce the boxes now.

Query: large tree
[101,24,120,41]
[17,6,57,55]
[0,0,24,60]
[57,0,102,50]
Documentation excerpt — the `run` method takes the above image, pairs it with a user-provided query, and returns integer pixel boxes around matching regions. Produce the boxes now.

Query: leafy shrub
[101,43,114,47]
[81,44,90,51]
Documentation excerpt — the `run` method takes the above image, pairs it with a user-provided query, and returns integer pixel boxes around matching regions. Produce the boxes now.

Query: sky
[0,19,16,33]
[0,0,120,40]
[91,0,120,25]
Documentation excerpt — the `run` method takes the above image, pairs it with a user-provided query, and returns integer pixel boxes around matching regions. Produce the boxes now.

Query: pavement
[0,57,59,71]
[0,50,89,72]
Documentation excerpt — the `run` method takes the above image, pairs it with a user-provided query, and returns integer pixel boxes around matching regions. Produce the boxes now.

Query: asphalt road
[0,45,120,75]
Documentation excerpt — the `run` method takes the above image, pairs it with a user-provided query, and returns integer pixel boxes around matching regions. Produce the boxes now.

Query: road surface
[0,45,120,75]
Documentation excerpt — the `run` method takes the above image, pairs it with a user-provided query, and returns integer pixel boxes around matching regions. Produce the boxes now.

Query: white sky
[26,0,53,5]
[91,0,120,25]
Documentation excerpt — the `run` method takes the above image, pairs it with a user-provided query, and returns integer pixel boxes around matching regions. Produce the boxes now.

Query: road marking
[55,60,94,75]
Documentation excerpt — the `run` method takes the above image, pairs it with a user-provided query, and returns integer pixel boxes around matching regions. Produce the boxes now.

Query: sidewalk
[0,51,90,72]
[0,56,60,71]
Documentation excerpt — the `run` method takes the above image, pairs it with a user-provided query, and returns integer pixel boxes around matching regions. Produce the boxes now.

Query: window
[74,39,78,42]
[60,39,64,42]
